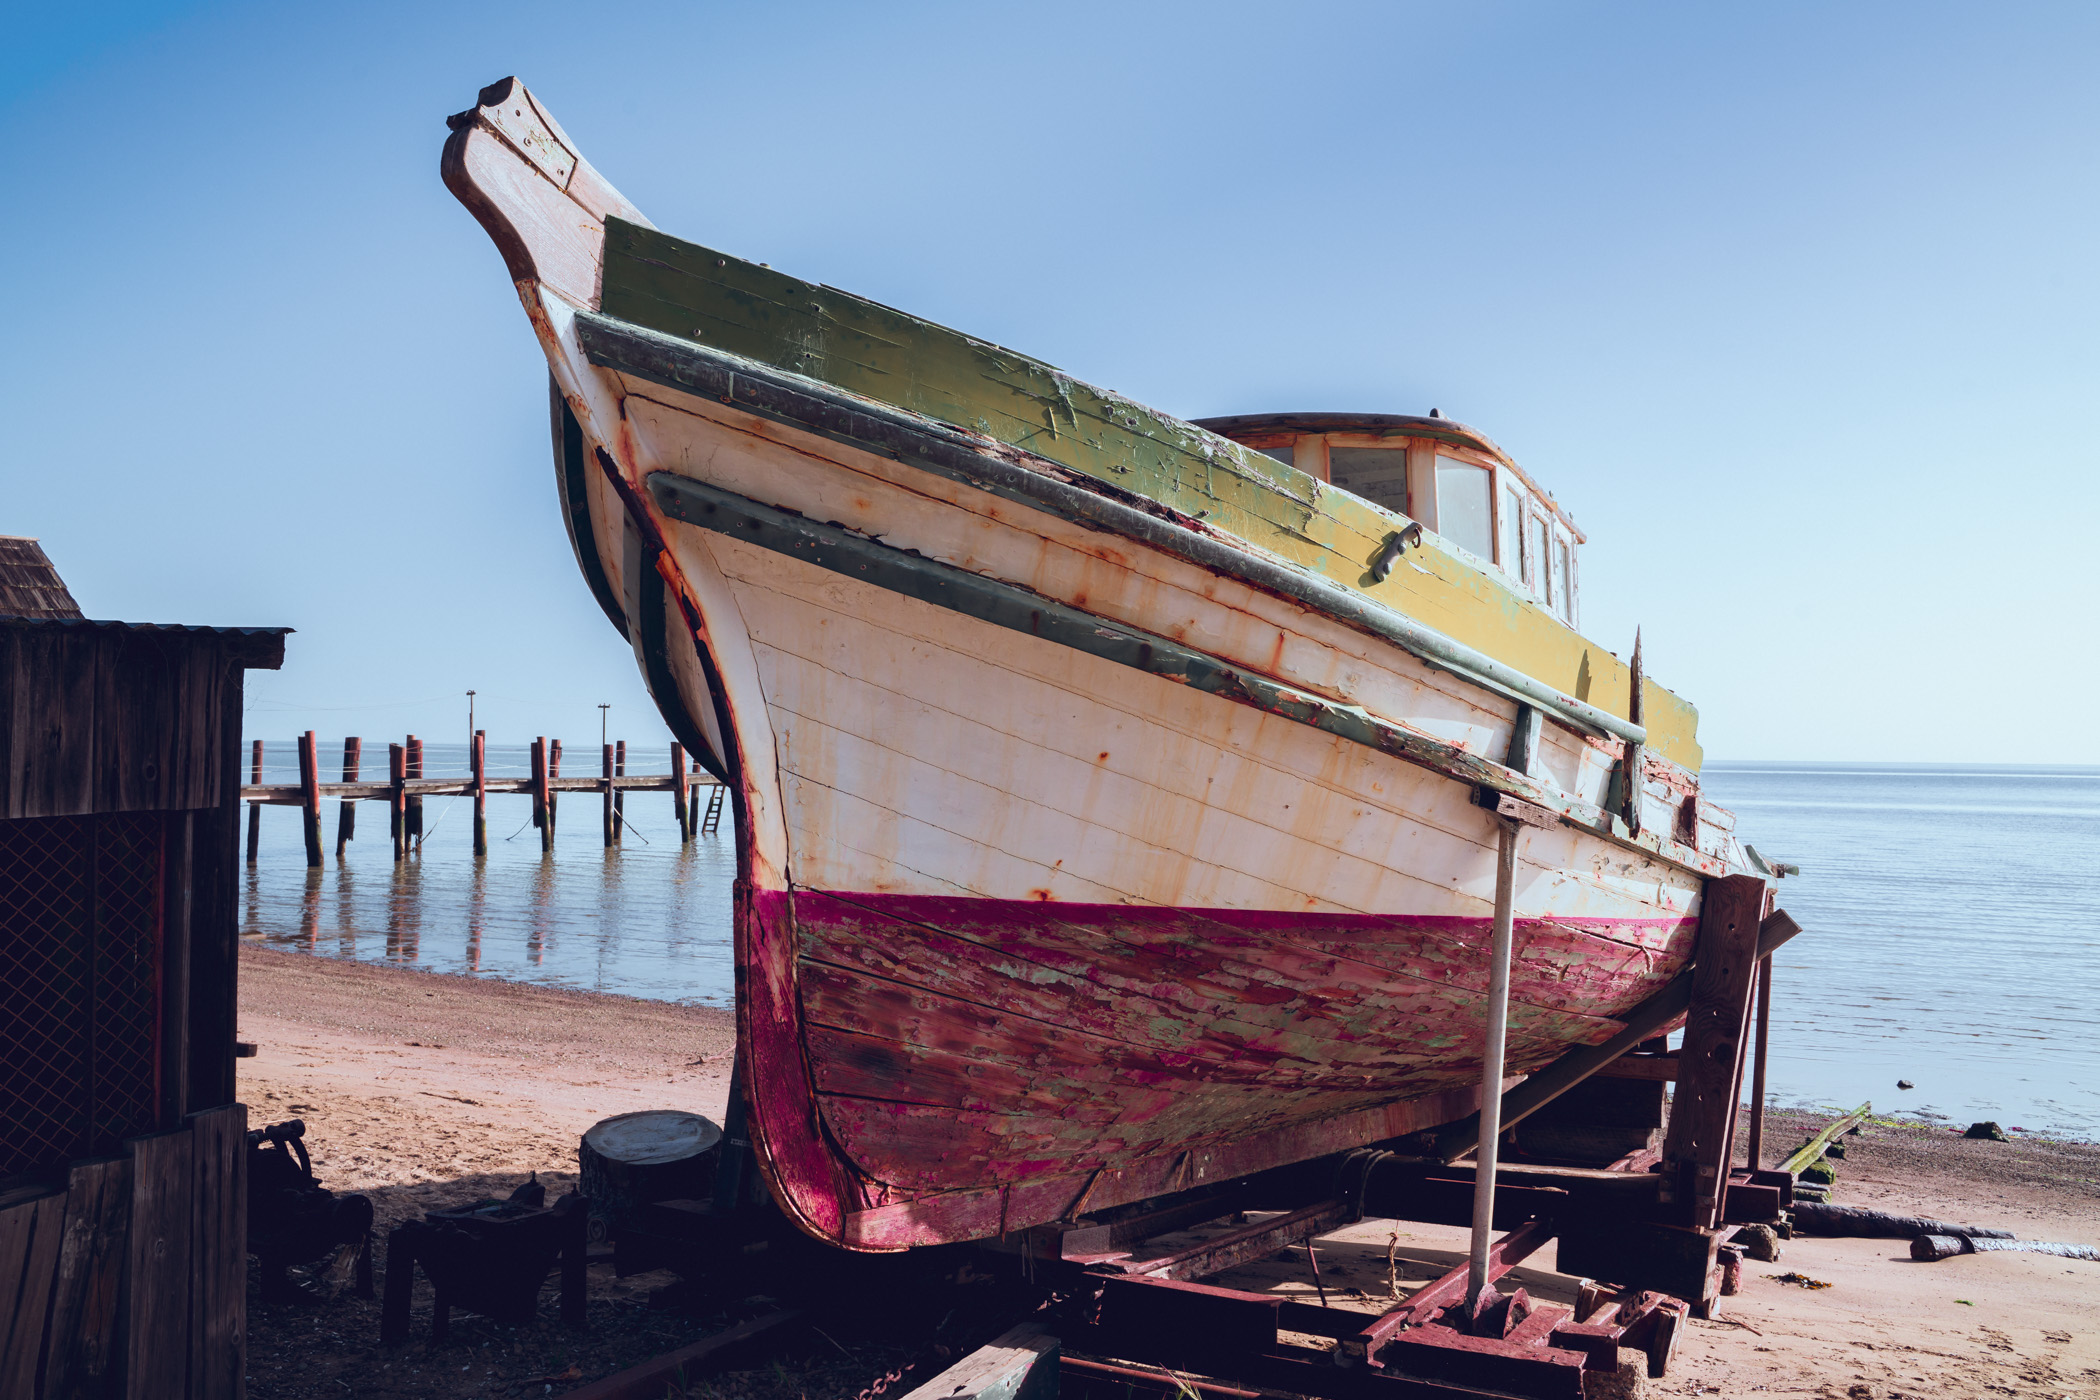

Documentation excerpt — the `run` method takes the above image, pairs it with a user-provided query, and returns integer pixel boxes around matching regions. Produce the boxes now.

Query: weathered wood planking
[126,1129,195,1400]
[622,388,1636,813]
[594,223,1703,767]
[789,893,1659,1189]
[187,1106,246,1400]
[0,621,284,819]
[0,1189,67,1398]
[42,1156,131,1399]
[729,549,1702,918]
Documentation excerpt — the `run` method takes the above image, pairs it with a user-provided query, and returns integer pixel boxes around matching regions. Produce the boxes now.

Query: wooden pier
[242,731,725,865]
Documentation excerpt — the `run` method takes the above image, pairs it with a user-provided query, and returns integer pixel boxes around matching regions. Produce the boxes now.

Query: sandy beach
[238,945,2100,1399]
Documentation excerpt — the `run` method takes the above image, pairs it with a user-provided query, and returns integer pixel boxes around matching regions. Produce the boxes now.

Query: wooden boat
[443,79,1770,1252]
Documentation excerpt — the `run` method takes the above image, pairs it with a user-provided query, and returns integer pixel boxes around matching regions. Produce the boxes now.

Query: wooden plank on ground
[897,1322,1059,1400]
[42,1156,132,1400]
[126,1128,196,1400]
[0,1188,68,1399]
[188,1105,246,1400]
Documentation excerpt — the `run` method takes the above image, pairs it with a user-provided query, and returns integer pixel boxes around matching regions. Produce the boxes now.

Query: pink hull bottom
[738,887,1694,1248]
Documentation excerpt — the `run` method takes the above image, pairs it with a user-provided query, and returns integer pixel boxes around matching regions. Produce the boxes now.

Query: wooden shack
[1,537,287,1400]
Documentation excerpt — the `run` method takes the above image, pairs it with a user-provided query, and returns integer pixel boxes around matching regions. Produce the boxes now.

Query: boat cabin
[1195,413,1583,628]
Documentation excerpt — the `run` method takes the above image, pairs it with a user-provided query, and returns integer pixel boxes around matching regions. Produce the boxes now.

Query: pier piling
[671,744,691,842]
[406,734,425,851]
[549,739,563,842]
[471,730,488,857]
[389,743,407,861]
[337,737,360,858]
[246,739,263,864]
[238,732,723,856]
[297,730,324,868]
[531,738,551,853]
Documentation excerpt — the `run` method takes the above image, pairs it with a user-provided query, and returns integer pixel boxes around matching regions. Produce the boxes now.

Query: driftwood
[1912,1234,2100,1262]
[1776,1103,1870,1177]
[1793,1203,2012,1240]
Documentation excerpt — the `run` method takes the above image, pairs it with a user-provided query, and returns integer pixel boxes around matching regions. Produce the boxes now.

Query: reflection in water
[466,860,486,972]
[241,741,737,1005]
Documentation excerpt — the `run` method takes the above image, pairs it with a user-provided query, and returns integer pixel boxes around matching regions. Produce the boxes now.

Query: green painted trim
[647,471,1726,881]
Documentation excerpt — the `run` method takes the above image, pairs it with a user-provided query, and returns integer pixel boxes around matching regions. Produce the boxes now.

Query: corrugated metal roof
[0,536,83,619]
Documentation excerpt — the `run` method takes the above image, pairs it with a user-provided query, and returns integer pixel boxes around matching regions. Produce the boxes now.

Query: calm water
[1700,762,2100,1141]
[242,742,738,1005]
[242,747,2100,1139]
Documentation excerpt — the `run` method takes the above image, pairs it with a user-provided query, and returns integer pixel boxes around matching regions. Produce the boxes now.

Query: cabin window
[1552,534,1573,622]
[1435,456,1493,558]
[1328,447,1410,516]
[1499,485,1523,574]
[1528,515,1551,602]
[1255,445,1295,468]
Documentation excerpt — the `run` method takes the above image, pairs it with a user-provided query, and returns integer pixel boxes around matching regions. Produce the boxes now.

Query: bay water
[241,746,2099,1140]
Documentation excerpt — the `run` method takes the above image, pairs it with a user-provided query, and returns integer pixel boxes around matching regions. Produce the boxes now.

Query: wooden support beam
[614,739,626,844]
[1747,955,1773,1170]
[336,737,360,858]
[471,730,488,857]
[296,730,323,868]
[671,743,692,842]
[602,743,616,848]
[245,738,262,864]
[389,743,407,862]
[1596,1055,1678,1082]
[1659,873,1766,1228]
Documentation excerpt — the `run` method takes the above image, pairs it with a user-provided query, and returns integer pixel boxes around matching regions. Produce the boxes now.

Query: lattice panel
[0,813,164,1178]
[94,814,164,1147]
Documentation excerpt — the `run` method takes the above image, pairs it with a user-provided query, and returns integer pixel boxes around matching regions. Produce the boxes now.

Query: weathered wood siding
[0,622,284,820]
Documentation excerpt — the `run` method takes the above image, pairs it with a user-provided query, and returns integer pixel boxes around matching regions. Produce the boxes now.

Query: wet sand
[238,945,2100,1399]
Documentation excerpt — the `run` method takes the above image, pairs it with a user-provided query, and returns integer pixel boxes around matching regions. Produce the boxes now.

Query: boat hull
[441,79,1745,1250]
[590,366,1705,1246]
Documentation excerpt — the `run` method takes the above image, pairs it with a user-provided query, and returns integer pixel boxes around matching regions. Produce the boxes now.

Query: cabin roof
[0,536,84,619]
[1193,412,1580,540]
[1192,412,1515,467]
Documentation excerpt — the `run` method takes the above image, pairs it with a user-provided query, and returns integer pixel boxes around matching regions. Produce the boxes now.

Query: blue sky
[5,2,2096,761]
